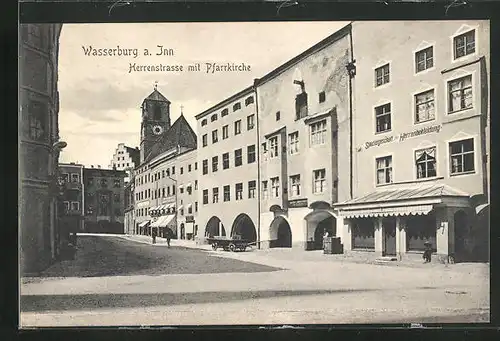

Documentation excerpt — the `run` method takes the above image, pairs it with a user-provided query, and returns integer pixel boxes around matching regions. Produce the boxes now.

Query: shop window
[415,46,434,73]
[415,147,437,179]
[375,63,390,87]
[375,103,391,133]
[376,156,393,185]
[448,75,473,113]
[450,138,475,175]
[290,174,301,197]
[454,30,475,59]
[352,219,375,249]
[213,187,219,203]
[406,215,437,252]
[415,89,435,123]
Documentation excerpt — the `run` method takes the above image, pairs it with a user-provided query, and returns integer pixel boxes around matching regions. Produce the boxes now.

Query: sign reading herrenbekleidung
[364,124,442,150]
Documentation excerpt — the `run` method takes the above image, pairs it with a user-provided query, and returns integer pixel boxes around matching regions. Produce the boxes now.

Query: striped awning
[156,214,175,227]
[339,204,434,219]
[138,220,150,228]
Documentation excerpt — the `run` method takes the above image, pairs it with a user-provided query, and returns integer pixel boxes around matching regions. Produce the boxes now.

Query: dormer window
[201,119,207,127]
[211,114,218,122]
[233,102,241,112]
[245,96,254,106]
[221,108,229,117]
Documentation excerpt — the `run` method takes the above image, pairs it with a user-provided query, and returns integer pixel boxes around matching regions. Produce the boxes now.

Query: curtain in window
[415,147,436,161]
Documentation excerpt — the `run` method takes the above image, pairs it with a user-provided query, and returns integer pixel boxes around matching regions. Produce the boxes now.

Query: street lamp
[167,176,178,239]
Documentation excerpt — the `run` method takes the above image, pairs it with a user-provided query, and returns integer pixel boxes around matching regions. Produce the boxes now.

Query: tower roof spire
[154,81,158,91]
[180,104,184,116]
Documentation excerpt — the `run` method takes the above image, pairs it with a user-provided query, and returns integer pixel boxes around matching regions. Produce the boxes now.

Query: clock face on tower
[152,125,164,135]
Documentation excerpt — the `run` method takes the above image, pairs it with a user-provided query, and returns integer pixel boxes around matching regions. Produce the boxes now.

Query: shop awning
[157,214,175,227]
[178,184,184,189]
[150,217,162,228]
[334,184,469,218]
[138,220,150,228]
[185,183,192,188]
[177,205,184,211]
[339,204,434,219]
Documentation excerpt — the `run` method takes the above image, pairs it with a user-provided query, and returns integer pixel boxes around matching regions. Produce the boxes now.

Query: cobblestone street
[20,234,490,326]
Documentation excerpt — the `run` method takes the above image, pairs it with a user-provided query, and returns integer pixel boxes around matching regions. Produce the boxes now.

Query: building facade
[109,143,140,183]
[83,166,126,233]
[195,87,259,244]
[256,24,353,250]
[124,178,135,235]
[19,23,64,275]
[176,150,199,240]
[132,87,198,238]
[58,163,85,240]
[334,21,490,262]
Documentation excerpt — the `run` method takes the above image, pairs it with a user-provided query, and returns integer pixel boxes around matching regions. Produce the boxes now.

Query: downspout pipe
[253,79,261,249]
[347,30,355,200]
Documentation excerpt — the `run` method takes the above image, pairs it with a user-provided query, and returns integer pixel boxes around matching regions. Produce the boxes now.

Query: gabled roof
[124,146,140,166]
[144,114,197,163]
[144,89,171,103]
[335,184,470,207]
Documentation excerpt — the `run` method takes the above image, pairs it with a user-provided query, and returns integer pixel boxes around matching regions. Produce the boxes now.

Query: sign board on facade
[363,124,442,150]
[288,198,308,208]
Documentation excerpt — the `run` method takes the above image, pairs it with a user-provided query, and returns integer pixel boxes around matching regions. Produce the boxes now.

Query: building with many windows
[334,21,490,262]
[195,87,259,244]
[58,163,85,241]
[132,86,198,239]
[19,23,64,275]
[256,24,353,250]
[83,166,126,234]
[109,143,140,183]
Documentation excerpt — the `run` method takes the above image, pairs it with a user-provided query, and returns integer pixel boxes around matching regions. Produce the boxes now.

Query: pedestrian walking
[423,241,432,263]
[166,228,171,248]
[152,227,157,244]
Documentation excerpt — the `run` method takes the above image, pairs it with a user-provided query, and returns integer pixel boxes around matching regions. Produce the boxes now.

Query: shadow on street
[20,288,383,312]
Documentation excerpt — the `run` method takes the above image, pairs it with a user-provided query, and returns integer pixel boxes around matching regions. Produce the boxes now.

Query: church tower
[140,84,171,163]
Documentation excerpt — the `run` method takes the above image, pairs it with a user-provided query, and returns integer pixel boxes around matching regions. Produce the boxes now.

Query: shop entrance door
[383,217,397,256]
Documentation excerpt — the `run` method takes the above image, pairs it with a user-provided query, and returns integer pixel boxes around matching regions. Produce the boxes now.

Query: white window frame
[312,169,326,194]
[290,174,301,197]
[373,102,392,134]
[234,120,242,135]
[212,188,219,203]
[373,62,391,89]
[414,146,438,180]
[289,131,299,155]
[413,87,437,124]
[269,136,279,159]
[310,120,327,146]
[445,71,475,115]
[247,114,255,130]
[447,135,477,177]
[235,183,243,200]
[248,181,256,199]
[271,177,280,198]
[413,42,435,75]
[451,26,478,63]
[71,201,80,212]
[262,181,269,200]
[222,125,229,139]
[375,154,393,186]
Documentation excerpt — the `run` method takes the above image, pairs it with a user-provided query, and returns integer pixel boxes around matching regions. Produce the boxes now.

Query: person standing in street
[166,228,171,248]
[152,227,157,244]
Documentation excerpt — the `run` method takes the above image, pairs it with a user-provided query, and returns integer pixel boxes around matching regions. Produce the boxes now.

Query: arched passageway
[270,216,292,248]
[304,210,336,250]
[205,216,226,238]
[231,213,257,242]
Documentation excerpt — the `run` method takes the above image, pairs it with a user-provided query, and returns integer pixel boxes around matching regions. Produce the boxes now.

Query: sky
[58,22,349,168]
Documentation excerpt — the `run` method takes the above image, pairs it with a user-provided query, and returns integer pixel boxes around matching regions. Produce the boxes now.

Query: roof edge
[194,85,254,120]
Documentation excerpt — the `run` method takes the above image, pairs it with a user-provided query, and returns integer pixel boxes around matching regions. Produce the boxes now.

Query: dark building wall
[19,24,63,275]
[83,168,126,233]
